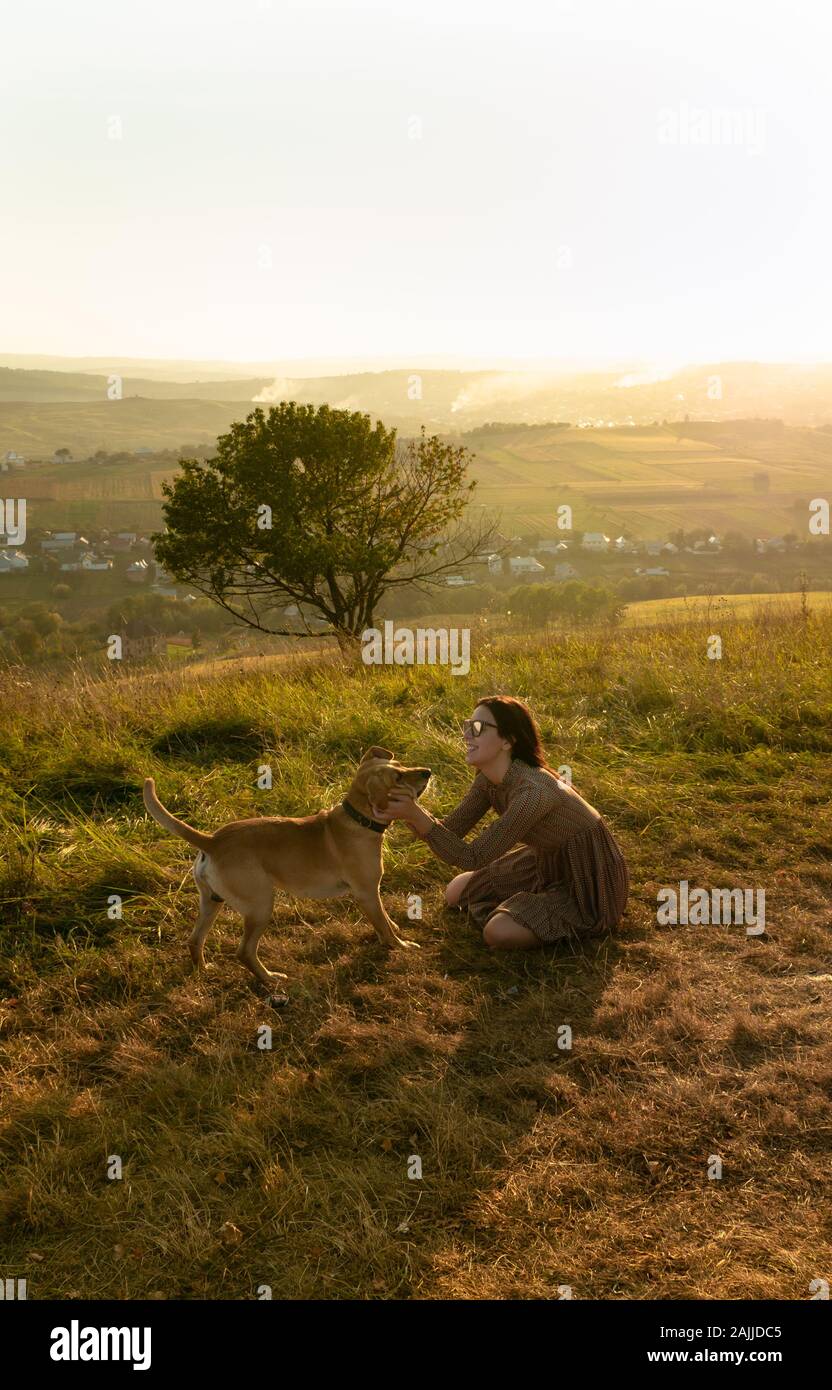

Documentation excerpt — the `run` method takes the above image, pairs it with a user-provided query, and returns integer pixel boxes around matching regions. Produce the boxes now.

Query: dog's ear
[361,745,393,763]
[365,769,392,810]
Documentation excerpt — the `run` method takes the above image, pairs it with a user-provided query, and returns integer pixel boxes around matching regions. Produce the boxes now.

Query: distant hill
[3,361,832,438]
[0,368,273,403]
[0,353,292,381]
[0,397,246,459]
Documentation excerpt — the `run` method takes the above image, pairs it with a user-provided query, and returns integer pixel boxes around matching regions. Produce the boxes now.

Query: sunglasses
[462,718,498,737]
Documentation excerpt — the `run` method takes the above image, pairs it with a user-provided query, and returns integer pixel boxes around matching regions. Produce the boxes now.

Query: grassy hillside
[621,590,832,625]
[0,398,245,461]
[0,373,486,457]
[1,612,830,1299]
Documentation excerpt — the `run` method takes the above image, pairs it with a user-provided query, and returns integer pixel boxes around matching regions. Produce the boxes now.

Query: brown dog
[142,747,430,990]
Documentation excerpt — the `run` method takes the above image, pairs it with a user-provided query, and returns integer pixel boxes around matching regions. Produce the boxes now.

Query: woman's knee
[482,911,541,950]
[445,871,475,907]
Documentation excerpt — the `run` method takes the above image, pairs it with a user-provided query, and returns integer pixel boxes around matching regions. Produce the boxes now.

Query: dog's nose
[417,768,431,780]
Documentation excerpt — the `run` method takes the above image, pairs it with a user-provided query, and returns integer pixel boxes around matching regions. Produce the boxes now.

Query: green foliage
[505,580,623,626]
[105,592,227,636]
[153,402,484,641]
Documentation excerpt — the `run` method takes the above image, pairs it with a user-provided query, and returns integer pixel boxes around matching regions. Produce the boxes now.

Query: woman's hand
[371,792,433,836]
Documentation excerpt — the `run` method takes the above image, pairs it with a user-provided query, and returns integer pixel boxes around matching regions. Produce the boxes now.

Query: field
[4,414,827,539]
[1,609,830,1300]
[5,415,832,540]
[0,398,243,459]
[621,590,832,625]
[466,421,832,539]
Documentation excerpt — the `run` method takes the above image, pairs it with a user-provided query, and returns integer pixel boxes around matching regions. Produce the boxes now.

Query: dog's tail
[143,777,214,851]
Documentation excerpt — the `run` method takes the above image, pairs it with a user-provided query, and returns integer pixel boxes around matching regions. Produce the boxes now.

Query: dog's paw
[393,937,421,950]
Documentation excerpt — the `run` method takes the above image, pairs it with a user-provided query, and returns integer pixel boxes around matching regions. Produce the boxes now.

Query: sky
[1,0,831,368]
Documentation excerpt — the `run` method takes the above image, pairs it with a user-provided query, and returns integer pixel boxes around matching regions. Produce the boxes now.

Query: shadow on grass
[151,717,270,763]
[27,764,140,813]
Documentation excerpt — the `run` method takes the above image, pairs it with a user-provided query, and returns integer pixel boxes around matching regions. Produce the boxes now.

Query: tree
[11,621,43,658]
[505,583,557,627]
[20,603,61,637]
[721,530,753,558]
[153,402,495,649]
[106,592,177,633]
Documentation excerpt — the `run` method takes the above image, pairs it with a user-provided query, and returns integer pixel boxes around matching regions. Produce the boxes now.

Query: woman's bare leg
[482,910,542,950]
[445,871,476,907]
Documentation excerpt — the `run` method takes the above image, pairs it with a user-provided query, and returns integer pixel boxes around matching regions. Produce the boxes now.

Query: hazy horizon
[4,352,832,380]
[3,0,831,364]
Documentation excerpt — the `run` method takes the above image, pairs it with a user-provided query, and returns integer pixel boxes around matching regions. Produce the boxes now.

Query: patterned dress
[420,758,629,944]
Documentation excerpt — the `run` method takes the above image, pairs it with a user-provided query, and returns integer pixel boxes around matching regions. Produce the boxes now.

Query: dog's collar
[341,799,388,833]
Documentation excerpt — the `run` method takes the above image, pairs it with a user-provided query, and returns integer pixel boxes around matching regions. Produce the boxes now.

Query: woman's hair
[476,695,552,769]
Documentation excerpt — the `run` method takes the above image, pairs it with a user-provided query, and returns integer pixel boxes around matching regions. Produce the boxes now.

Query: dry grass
[0,611,830,1299]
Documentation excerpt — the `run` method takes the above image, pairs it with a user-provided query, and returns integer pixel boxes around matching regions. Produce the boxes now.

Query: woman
[372,695,629,951]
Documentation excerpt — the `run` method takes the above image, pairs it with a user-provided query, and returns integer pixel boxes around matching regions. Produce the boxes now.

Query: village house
[509,555,545,576]
[41,532,84,551]
[580,532,610,552]
[0,549,29,572]
[553,561,580,580]
[126,559,150,583]
[686,535,723,554]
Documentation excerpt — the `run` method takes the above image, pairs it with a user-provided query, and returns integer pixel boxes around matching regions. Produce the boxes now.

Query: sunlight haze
[2,0,830,366]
